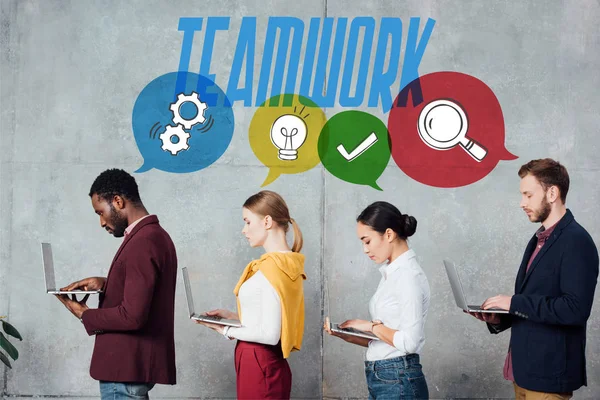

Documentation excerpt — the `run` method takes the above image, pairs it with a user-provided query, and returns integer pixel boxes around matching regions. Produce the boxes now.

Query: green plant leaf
[0,332,18,361]
[0,350,12,368]
[2,320,22,340]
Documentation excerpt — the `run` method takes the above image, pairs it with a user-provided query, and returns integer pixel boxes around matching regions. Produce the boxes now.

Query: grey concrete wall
[1,0,599,399]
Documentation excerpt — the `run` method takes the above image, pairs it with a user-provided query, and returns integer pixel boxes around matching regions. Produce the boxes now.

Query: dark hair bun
[403,215,417,237]
[357,201,418,240]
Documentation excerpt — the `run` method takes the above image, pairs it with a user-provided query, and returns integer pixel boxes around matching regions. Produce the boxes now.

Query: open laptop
[41,242,102,295]
[182,267,242,328]
[443,260,509,314]
[325,274,379,340]
[329,322,380,340]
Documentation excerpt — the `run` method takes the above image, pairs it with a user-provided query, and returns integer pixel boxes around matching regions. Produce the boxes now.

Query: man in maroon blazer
[56,169,177,399]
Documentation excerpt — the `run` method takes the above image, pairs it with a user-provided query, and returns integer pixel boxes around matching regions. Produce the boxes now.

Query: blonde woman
[198,190,306,399]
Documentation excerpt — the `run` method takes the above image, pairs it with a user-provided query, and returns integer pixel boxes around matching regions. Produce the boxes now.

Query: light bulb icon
[270,114,308,160]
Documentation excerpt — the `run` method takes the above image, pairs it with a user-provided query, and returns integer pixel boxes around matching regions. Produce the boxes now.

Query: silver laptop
[329,322,380,340]
[182,267,242,328]
[325,274,380,340]
[443,260,509,314]
[41,242,102,295]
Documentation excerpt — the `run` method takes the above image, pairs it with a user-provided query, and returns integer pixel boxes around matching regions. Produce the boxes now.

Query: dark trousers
[234,340,292,399]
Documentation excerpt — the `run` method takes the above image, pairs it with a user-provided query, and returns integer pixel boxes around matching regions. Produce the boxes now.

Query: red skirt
[234,340,292,399]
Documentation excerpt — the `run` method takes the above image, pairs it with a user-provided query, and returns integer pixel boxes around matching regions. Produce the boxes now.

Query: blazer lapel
[104,216,159,286]
[518,232,560,292]
[517,210,575,292]
[515,237,537,293]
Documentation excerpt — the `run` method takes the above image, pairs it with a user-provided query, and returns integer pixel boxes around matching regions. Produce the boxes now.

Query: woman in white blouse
[197,190,306,399]
[324,201,430,399]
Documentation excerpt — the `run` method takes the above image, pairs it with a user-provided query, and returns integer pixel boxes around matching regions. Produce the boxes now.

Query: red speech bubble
[388,71,517,188]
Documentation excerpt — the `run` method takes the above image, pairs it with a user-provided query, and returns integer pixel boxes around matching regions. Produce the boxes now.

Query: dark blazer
[81,215,178,384]
[489,209,599,393]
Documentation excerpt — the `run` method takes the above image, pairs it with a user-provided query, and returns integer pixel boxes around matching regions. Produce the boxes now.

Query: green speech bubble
[318,111,391,190]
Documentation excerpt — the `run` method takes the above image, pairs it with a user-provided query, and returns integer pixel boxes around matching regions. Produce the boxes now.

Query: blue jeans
[365,354,429,399]
[99,381,155,400]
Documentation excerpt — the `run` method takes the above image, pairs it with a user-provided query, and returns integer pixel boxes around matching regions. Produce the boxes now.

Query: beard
[531,196,552,223]
[108,205,129,237]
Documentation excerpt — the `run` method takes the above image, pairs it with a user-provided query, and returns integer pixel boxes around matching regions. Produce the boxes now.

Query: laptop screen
[181,267,195,318]
[443,260,469,310]
[41,242,56,291]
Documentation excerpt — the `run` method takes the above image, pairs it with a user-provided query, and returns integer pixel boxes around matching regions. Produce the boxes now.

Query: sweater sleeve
[226,271,282,345]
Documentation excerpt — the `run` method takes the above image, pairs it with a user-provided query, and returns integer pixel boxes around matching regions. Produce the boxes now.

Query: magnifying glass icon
[417,99,487,162]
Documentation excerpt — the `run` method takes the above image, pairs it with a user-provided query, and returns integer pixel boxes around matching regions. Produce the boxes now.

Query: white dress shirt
[224,270,282,345]
[366,249,430,361]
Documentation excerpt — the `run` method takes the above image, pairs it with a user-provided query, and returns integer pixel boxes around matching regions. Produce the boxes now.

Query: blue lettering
[175,17,435,109]
[226,17,256,107]
[255,17,304,106]
[199,17,230,106]
[396,17,435,107]
[300,18,347,107]
[339,17,375,107]
[175,17,203,98]
[298,18,320,105]
[368,18,402,112]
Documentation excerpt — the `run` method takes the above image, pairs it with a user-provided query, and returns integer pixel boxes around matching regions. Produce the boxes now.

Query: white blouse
[366,249,430,361]
[224,270,282,345]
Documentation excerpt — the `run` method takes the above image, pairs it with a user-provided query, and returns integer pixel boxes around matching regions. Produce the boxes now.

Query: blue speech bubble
[132,72,234,173]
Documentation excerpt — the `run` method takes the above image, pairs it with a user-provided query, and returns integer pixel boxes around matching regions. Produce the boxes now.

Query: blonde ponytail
[289,217,303,253]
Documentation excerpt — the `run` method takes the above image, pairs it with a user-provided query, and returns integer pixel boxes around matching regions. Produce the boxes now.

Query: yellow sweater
[233,252,306,358]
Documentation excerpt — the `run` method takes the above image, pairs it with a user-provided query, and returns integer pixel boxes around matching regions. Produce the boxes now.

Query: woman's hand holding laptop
[204,309,239,320]
[195,309,239,334]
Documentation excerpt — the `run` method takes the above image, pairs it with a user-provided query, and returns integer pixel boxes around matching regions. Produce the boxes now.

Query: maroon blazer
[81,215,177,384]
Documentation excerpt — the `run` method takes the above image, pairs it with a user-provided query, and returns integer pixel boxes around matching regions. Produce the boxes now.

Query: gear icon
[169,92,208,129]
[159,125,191,155]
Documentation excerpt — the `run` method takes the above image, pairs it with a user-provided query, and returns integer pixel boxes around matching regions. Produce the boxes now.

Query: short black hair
[89,169,142,204]
[357,201,417,240]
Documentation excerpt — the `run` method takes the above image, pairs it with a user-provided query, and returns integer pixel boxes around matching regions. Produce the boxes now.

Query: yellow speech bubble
[249,94,327,186]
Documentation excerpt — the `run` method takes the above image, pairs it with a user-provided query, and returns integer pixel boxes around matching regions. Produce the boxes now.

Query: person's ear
[385,228,396,243]
[547,186,559,203]
[113,195,125,210]
[264,215,273,230]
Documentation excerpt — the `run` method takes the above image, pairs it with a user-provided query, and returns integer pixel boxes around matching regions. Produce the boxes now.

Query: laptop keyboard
[470,305,504,311]
[201,315,223,321]
[339,327,362,334]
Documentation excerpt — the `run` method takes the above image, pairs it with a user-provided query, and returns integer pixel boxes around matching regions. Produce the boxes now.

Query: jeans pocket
[373,366,401,384]
[124,383,155,398]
